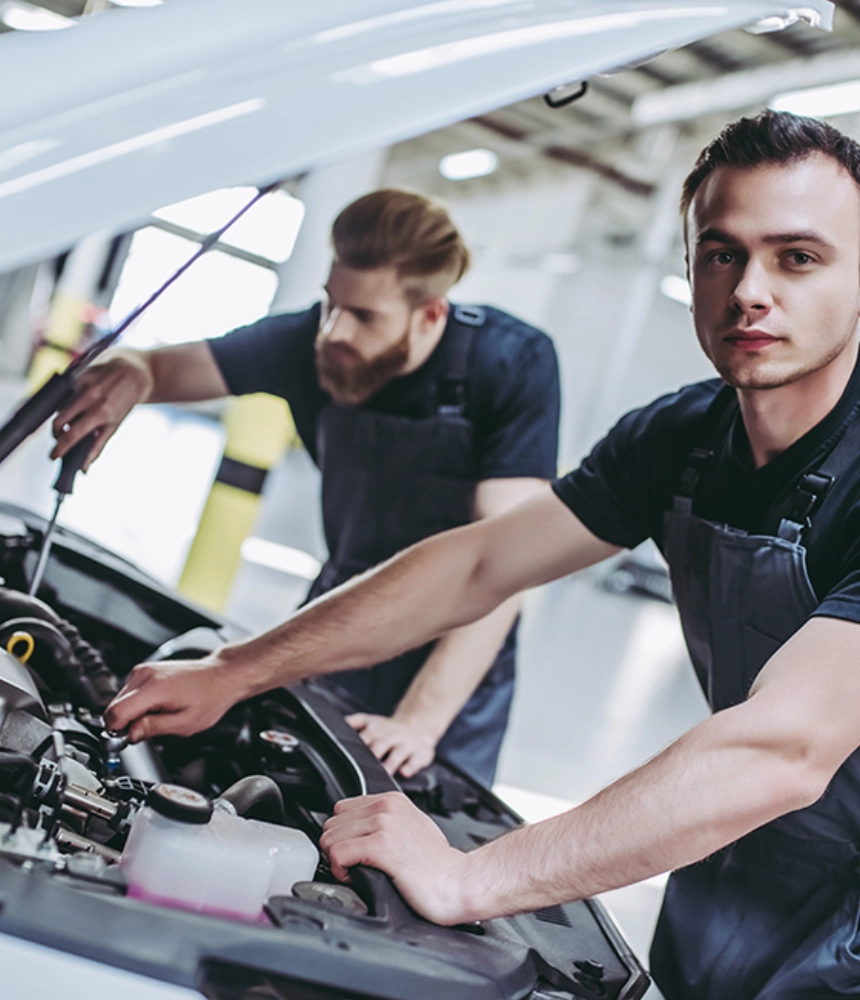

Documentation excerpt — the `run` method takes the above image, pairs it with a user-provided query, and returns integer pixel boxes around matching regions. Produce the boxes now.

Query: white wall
[436,161,713,472]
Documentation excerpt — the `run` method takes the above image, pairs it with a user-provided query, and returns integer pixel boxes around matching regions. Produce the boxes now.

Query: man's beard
[315,326,411,405]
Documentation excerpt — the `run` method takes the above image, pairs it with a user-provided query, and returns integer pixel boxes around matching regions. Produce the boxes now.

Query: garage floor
[0,377,711,997]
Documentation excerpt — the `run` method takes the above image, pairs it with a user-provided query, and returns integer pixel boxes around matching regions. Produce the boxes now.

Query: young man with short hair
[108,110,860,997]
[57,189,561,787]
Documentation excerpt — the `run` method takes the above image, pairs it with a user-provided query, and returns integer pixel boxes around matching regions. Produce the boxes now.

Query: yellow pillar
[28,292,97,391]
[177,393,296,612]
[28,232,115,391]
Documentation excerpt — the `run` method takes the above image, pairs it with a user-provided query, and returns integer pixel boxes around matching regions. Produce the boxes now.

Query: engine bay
[0,501,649,1000]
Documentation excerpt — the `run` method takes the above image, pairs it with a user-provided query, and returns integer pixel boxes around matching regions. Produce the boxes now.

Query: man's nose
[730,259,773,316]
[320,306,357,345]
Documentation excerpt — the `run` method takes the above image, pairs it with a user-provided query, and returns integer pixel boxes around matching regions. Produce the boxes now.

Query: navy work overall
[652,387,860,999]
[306,307,516,786]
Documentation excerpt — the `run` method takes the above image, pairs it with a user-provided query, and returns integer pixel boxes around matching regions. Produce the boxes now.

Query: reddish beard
[315,327,411,404]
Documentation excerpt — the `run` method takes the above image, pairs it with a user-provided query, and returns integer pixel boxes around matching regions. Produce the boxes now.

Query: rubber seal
[147,783,213,825]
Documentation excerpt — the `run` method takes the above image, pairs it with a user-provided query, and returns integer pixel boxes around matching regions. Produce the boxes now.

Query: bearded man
[55,189,561,787]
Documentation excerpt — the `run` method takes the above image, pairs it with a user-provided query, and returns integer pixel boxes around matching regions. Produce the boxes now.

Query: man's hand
[320,792,470,925]
[51,353,155,465]
[346,713,437,778]
[104,654,243,743]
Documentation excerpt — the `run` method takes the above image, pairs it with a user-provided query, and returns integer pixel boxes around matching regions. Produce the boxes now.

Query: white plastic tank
[120,783,319,922]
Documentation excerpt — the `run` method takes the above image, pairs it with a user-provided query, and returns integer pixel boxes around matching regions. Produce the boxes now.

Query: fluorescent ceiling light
[660,274,691,306]
[0,1,74,30]
[241,538,322,581]
[770,78,860,119]
[440,148,498,181]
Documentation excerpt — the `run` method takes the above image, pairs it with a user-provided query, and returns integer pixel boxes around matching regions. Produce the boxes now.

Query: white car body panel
[0,0,833,272]
[0,932,199,1000]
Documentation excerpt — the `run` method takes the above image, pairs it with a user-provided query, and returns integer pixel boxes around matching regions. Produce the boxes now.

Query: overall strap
[674,385,738,514]
[437,305,483,416]
[777,403,860,543]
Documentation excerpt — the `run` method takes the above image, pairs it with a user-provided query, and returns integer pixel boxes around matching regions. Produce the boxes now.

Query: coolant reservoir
[120,783,318,922]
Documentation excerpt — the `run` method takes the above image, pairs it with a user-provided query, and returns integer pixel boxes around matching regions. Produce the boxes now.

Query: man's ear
[684,254,693,314]
[420,297,449,330]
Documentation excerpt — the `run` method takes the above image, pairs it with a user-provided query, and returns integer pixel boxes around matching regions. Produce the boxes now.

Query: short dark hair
[681,110,860,218]
[331,189,470,305]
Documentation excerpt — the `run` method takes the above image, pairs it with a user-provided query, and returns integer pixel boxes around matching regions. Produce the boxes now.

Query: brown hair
[681,110,860,220]
[331,189,470,305]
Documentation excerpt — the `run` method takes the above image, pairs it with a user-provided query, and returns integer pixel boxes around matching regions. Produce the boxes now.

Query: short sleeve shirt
[552,357,860,625]
[207,303,560,480]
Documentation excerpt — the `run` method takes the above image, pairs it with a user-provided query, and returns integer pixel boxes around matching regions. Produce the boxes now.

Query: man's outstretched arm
[105,488,620,742]
[320,614,860,924]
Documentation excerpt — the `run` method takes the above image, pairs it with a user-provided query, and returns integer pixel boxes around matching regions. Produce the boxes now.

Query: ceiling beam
[470,115,655,197]
[633,47,860,126]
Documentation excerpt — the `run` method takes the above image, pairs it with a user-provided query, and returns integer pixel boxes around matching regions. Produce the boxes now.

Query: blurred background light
[770,78,860,118]
[439,148,499,181]
[660,274,692,306]
[240,538,322,581]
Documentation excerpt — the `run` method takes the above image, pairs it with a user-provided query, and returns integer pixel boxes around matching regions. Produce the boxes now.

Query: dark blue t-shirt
[552,356,860,625]
[208,303,560,480]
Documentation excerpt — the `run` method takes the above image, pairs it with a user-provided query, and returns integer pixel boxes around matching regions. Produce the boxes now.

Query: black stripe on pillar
[215,456,268,496]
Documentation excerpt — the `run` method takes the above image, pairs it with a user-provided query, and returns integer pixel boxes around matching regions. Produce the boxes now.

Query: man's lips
[724,329,780,350]
[320,343,360,366]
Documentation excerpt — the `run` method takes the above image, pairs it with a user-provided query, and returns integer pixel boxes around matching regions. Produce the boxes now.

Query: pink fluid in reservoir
[126,883,270,924]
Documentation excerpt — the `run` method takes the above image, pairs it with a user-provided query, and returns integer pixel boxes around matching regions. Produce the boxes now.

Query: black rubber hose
[0,751,38,831]
[218,775,286,825]
[0,588,58,626]
[0,589,117,706]
[0,618,103,715]
[52,619,118,705]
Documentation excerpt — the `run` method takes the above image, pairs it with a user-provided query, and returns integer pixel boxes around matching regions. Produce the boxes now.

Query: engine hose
[0,588,57,627]
[52,619,117,705]
[0,588,117,706]
[0,618,103,715]
[218,775,286,825]
[0,752,38,830]
[0,751,37,789]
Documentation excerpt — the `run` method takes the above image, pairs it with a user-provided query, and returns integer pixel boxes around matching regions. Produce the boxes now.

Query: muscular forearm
[222,523,504,699]
[144,344,229,403]
[457,698,828,921]
[394,595,522,740]
[107,491,618,742]
[89,343,228,406]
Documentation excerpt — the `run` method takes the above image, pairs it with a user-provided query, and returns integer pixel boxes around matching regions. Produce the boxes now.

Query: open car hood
[0,0,833,273]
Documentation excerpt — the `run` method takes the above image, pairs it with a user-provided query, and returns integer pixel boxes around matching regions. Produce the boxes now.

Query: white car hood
[0,0,834,272]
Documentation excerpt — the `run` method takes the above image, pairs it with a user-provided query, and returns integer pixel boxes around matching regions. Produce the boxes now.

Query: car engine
[0,502,649,1000]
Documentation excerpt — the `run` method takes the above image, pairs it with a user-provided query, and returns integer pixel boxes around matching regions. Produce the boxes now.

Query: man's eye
[709,251,735,266]
[786,251,814,266]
